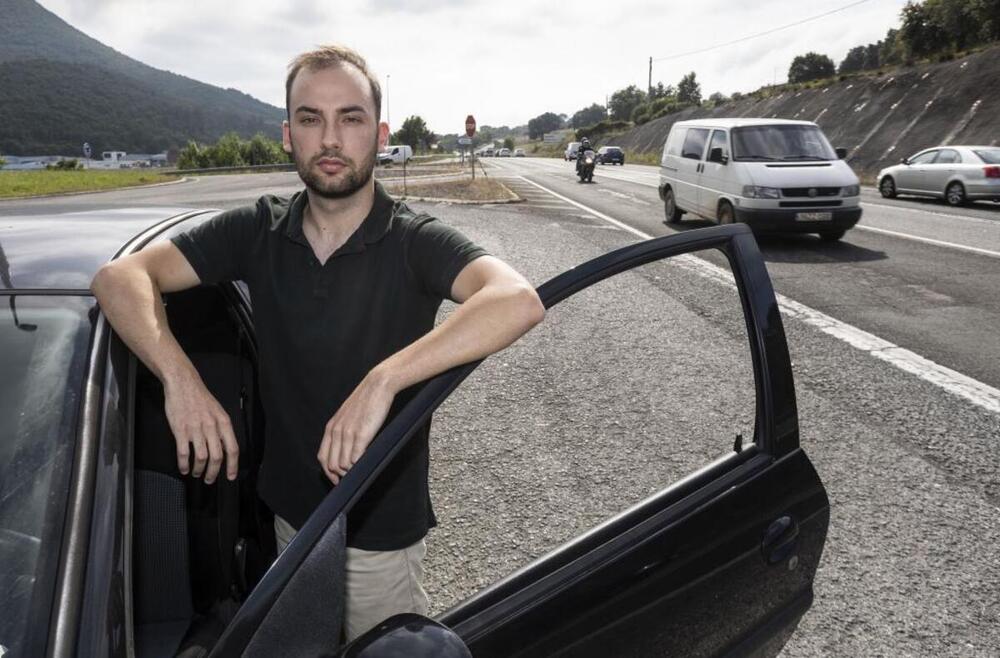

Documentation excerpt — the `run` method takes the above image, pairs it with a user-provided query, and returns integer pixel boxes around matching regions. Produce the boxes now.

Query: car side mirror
[900,157,909,165]
[709,147,728,165]
[835,147,848,159]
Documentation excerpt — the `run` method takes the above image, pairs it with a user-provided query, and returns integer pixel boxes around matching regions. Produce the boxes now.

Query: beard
[292,138,378,199]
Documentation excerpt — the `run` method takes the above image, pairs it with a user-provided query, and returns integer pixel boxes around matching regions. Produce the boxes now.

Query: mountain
[0,0,284,156]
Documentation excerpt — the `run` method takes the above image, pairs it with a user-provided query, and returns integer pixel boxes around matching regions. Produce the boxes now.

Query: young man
[91,44,544,642]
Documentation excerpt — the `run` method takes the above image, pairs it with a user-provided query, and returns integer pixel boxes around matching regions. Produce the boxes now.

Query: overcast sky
[38,0,910,134]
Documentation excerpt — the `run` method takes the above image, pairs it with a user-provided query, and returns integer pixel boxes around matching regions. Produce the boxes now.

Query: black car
[0,208,828,657]
[597,146,625,166]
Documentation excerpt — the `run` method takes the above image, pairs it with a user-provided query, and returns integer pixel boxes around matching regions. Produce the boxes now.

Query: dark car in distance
[0,207,829,657]
[597,146,625,165]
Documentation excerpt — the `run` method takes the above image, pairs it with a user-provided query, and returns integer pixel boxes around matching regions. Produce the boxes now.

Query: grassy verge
[0,170,180,199]
[624,151,660,166]
[382,177,516,202]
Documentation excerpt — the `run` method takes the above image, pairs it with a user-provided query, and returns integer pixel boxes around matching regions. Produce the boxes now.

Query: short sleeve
[170,205,259,285]
[405,216,488,300]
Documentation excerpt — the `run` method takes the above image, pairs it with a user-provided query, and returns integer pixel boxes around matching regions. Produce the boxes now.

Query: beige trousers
[273,515,429,643]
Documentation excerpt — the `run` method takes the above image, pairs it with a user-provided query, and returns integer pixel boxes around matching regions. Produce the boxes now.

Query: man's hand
[317,370,396,485]
[164,375,240,485]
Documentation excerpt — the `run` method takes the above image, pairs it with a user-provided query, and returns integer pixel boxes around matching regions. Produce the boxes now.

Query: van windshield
[732,125,837,162]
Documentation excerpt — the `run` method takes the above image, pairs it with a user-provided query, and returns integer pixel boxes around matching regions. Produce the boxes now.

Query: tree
[677,72,702,105]
[925,0,980,50]
[608,85,646,121]
[527,112,564,139]
[787,52,835,83]
[899,1,948,57]
[839,45,869,74]
[707,92,729,106]
[502,137,515,151]
[570,103,608,128]
[649,82,676,100]
[393,115,434,152]
[879,28,905,65]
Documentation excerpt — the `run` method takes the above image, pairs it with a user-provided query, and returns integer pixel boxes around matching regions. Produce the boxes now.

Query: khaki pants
[274,515,429,643]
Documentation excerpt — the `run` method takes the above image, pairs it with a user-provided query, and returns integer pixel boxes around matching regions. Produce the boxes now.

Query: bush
[46,158,82,170]
[575,120,631,141]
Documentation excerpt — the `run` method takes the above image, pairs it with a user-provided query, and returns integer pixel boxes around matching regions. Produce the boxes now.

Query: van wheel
[879,176,897,199]
[717,201,735,224]
[945,181,967,206]
[819,230,846,242]
[663,188,683,224]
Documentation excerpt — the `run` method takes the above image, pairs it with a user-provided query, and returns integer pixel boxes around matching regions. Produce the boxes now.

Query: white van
[658,119,861,241]
[381,144,413,164]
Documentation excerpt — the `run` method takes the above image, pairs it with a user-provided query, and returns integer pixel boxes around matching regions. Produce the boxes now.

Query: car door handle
[761,516,799,565]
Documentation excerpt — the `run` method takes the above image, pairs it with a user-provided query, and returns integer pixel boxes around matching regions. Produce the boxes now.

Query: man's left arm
[317,255,545,483]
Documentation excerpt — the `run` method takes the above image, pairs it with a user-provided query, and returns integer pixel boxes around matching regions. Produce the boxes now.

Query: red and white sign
[465,115,476,138]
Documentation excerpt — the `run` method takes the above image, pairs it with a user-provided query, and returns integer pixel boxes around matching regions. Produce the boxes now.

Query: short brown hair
[285,45,382,122]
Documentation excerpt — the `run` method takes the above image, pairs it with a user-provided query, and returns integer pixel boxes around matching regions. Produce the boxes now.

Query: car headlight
[742,185,781,199]
[842,184,860,196]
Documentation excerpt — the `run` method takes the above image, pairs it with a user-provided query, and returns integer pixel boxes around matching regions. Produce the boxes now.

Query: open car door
[209,224,829,658]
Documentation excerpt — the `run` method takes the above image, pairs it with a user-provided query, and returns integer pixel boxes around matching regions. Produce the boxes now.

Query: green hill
[0,0,284,155]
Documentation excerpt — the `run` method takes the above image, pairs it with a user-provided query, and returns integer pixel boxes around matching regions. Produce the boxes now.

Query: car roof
[0,207,208,291]
[673,118,818,128]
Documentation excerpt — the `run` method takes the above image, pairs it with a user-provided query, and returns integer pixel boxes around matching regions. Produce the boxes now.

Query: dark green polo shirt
[171,182,486,550]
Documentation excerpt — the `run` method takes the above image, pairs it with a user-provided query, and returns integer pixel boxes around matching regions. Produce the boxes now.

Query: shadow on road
[665,220,888,264]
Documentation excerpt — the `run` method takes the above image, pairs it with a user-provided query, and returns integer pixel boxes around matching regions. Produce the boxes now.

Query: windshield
[0,295,94,657]
[974,149,1000,164]
[732,125,837,161]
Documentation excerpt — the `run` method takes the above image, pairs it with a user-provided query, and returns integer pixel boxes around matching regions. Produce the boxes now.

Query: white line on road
[518,175,1000,416]
[853,224,1000,259]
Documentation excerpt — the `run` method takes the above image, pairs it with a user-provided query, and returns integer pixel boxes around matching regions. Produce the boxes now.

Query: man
[576,137,593,173]
[91,44,545,642]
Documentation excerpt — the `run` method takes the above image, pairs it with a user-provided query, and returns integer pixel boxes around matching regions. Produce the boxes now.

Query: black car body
[597,146,625,166]
[0,208,829,657]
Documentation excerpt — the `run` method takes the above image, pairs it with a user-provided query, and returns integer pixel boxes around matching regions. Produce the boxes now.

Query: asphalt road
[2,167,998,656]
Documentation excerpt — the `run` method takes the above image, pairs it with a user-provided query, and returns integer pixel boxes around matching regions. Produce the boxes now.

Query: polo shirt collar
[283,181,396,250]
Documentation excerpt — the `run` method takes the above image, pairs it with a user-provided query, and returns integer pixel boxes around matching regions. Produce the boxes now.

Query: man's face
[282,65,389,199]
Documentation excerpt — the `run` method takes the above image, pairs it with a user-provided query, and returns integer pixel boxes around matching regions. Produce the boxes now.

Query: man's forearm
[373,281,544,394]
[91,263,198,388]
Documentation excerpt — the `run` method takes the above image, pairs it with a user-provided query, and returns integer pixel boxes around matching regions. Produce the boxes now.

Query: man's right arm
[90,241,239,484]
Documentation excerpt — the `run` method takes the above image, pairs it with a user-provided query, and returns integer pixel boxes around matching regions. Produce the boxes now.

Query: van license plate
[796,212,833,222]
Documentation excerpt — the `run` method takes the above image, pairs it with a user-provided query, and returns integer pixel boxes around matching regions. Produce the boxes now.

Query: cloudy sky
[38,0,910,134]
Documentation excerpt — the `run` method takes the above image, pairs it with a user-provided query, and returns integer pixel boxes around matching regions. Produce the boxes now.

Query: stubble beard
[293,137,378,199]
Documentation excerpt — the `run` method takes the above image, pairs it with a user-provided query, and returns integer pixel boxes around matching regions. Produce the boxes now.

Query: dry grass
[382,176,516,202]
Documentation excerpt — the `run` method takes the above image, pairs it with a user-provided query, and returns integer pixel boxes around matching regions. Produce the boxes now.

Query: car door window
[681,128,709,160]
[665,128,686,157]
[708,129,728,158]
[428,243,756,617]
[935,149,961,164]
[909,150,938,165]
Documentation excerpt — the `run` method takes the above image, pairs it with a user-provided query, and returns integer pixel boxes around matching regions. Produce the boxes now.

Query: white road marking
[862,200,1000,225]
[518,175,1000,416]
[853,224,1000,259]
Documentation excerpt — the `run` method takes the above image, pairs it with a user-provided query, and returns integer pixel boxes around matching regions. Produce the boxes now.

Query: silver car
[877,145,1000,206]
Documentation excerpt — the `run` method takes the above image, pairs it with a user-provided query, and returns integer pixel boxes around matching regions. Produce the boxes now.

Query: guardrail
[167,163,297,175]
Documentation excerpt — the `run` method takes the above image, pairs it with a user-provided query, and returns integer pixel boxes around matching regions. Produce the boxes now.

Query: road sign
[465,115,476,138]
[458,136,472,145]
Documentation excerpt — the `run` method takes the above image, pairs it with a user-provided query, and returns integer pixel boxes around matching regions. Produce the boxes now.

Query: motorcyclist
[576,137,594,172]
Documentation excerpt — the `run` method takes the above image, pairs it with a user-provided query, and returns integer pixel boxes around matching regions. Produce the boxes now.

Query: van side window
[665,128,686,157]
[681,129,709,160]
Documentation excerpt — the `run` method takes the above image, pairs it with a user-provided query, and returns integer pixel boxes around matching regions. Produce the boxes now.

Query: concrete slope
[615,45,1000,177]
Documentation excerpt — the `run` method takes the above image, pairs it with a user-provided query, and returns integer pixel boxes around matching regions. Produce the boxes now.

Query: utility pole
[648,57,653,96]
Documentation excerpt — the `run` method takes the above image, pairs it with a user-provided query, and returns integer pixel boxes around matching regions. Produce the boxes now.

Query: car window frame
[212,223,799,654]
[909,149,939,165]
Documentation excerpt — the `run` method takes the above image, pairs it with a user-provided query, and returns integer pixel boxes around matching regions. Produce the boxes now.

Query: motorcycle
[577,149,596,183]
